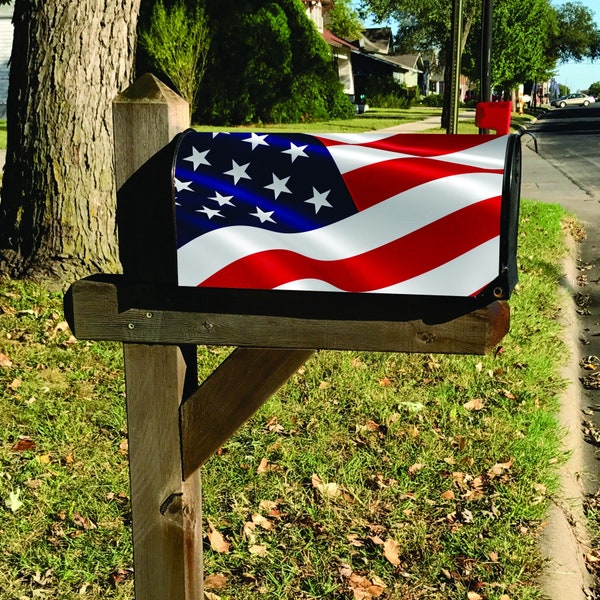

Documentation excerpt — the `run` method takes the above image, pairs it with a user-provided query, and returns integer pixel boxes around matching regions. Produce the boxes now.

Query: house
[302,0,333,34]
[322,28,356,97]
[0,1,13,118]
[302,0,357,99]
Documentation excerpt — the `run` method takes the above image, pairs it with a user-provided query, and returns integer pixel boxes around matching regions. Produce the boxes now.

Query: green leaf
[5,489,23,513]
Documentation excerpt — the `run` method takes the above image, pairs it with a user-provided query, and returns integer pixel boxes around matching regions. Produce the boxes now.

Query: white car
[551,93,595,108]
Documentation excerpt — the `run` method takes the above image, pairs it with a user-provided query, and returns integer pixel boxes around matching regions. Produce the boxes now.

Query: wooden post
[113,74,203,599]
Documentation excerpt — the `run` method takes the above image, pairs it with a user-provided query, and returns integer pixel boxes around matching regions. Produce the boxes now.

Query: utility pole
[447,0,463,134]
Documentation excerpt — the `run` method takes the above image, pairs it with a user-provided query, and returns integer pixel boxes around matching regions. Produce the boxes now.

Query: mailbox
[118,131,521,321]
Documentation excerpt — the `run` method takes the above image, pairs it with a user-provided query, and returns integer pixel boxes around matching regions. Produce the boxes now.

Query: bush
[197,0,353,125]
[138,0,210,113]
[357,74,418,109]
[420,93,445,107]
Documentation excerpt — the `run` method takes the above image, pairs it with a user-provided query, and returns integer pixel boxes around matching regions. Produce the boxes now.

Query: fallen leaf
[252,514,274,530]
[258,499,279,512]
[8,377,22,391]
[347,534,365,547]
[467,593,483,600]
[378,377,392,387]
[312,473,342,499]
[73,512,97,530]
[204,573,228,590]
[204,593,221,600]
[118,439,128,456]
[408,463,424,476]
[248,544,268,556]
[488,457,513,478]
[12,437,36,452]
[109,568,132,588]
[441,490,455,500]
[257,458,271,474]
[0,352,12,367]
[36,453,51,465]
[319,381,330,390]
[500,595,510,600]
[383,538,401,566]
[365,419,380,431]
[5,489,23,512]
[208,522,230,554]
[347,572,385,599]
[463,398,484,411]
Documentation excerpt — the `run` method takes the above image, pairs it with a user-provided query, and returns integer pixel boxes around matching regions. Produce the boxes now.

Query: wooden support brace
[180,347,315,479]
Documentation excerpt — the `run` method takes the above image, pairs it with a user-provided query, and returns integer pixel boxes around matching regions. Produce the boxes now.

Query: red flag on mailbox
[173,131,517,298]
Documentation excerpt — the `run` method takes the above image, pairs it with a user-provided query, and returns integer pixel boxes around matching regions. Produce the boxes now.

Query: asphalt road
[528,104,600,497]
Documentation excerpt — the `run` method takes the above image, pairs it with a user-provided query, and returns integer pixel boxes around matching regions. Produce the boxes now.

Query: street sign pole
[448,0,463,134]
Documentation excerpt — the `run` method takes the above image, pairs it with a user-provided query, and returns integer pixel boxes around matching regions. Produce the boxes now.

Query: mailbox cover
[172,131,520,303]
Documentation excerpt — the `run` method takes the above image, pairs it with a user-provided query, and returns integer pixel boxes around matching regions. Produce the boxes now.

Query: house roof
[323,28,358,51]
[353,51,409,73]
[358,27,393,54]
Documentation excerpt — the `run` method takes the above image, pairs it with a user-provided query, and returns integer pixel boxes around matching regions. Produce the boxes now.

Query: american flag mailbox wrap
[117,130,520,321]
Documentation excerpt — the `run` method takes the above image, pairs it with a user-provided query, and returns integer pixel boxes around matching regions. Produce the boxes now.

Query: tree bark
[0,0,141,286]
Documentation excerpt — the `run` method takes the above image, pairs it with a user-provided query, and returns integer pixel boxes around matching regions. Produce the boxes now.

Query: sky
[553,0,599,92]
[352,0,600,92]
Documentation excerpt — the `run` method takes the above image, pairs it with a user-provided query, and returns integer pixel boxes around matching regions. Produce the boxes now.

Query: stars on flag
[183,147,210,170]
[174,178,193,192]
[282,142,308,162]
[305,187,332,213]
[264,173,291,199]
[195,206,224,220]
[208,191,235,207]
[243,133,269,150]
[224,159,251,184]
[250,206,276,224]
[174,131,354,244]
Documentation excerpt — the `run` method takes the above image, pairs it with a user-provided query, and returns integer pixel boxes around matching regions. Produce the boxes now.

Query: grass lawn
[0,198,572,599]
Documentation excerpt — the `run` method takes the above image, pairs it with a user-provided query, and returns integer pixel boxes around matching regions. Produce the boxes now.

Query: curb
[538,224,595,599]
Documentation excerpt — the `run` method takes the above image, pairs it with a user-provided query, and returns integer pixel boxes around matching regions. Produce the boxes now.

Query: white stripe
[274,238,500,296]
[177,172,503,286]
[316,132,400,145]
[327,135,509,174]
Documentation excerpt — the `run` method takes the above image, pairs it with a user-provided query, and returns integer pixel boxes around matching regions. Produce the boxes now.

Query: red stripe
[318,134,499,157]
[342,158,503,211]
[199,196,502,292]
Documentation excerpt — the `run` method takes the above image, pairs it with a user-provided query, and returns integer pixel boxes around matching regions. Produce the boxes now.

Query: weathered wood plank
[65,277,510,354]
[113,75,203,600]
[180,348,314,479]
[124,344,202,599]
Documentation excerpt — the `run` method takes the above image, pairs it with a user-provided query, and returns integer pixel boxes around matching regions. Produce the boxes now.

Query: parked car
[551,93,595,108]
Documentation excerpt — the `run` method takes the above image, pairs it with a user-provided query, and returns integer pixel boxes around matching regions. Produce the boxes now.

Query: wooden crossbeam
[65,276,509,355]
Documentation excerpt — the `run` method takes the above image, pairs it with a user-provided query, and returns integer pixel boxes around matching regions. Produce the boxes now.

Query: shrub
[420,93,445,107]
[139,0,210,114]
[197,0,353,125]
[358,74,418,109]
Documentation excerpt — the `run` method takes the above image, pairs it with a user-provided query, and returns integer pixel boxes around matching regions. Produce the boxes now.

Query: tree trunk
[0,0,141,286]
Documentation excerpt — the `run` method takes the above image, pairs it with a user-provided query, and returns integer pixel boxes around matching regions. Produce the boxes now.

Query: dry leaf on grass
[463,398,484,411]
[383,538,401,566]
[204,573,228,590]
[248,544,268,556]
[207,522,230,554]
[11,437,36,452]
